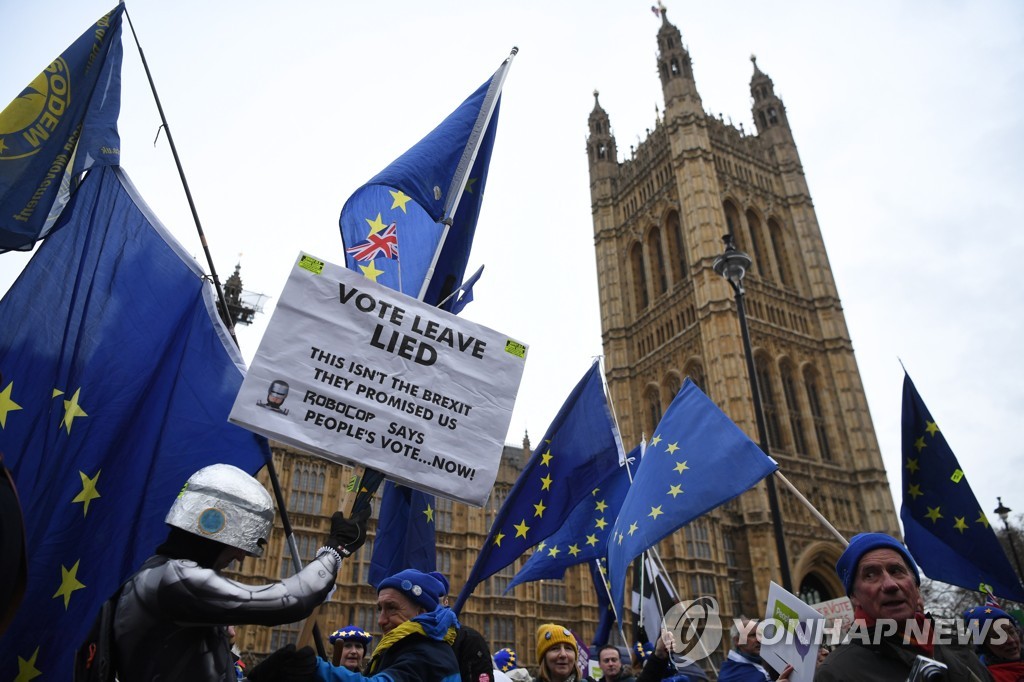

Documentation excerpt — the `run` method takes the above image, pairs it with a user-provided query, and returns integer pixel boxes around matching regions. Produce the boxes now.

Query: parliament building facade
[231,9,899,675]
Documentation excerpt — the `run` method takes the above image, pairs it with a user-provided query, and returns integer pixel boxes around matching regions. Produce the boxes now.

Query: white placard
[759,581,824,682]
[229,253,528,506]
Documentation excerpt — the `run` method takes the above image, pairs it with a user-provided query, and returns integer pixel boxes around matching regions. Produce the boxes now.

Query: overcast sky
[3,2,1023,541]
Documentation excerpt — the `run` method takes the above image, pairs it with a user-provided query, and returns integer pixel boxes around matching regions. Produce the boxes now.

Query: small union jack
[346,223,399,262]
[983,584,1002,608]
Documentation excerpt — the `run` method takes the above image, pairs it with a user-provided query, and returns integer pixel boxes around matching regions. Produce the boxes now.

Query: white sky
[3,2,1023,537]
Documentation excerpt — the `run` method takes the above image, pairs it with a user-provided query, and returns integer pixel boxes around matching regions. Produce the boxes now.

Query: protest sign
[759,582,824,682]
[229,253,528,506]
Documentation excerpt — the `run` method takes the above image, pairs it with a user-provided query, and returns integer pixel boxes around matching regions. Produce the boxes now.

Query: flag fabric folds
[506,446,637,591]
[630,553,678,647]
[607,379,778,618]
[0,6,124,252]
[900,373,1024,601]
[453,361,623,613]
[0,166,266,678]
[368,481,437,588]
[339,55,509,308]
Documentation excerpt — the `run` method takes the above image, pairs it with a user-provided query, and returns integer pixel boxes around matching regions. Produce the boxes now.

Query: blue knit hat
[429,571,451,596]
[494,647,518,671]
[377,568,444,612]
[963,605,1013,625]
[835,533,920,595]
[329,625,372,647]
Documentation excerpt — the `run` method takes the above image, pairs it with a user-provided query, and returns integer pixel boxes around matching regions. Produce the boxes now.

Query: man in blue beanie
[313,568,461,682]
[815,533,991,681]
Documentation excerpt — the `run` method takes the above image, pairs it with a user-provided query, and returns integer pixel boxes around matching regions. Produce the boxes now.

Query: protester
[494,648,518,674]
[635,630,711,682]
[595,645,635,682]
[110,463,368,681]
[717,618,771,682]
[631,641,653,671]
[431,571,495,682]
[815,532,992,681]
[314,568,461,682]
[537,624,581,682]
[963,605,1023,682]
[330,625,373,671]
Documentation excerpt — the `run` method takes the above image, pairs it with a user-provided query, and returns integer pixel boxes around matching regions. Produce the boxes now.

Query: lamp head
[712,233,752,287]
[995,496,1011,522]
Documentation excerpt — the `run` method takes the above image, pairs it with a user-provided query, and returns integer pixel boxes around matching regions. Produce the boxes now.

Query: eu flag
[0,6,124,252]
[505,447,637,591]
[0,166,266,679]
[453,361,623,613]
[368,481,437,587]
[607,379,778,618]
[900,373,1024,600]
[339,52,513,307]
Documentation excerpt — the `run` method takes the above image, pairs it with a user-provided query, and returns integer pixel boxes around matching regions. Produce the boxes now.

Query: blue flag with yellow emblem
[453,361,623,613]
[0,166,266,679]
[0,6,124,252]
[368,481,437,587]
[607,379,777,619]
[506,447,637,590]
[339,52,513,308]
[900,373,1024,601]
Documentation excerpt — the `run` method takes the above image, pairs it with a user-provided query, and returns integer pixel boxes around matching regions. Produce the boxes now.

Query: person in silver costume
[112,463,368,681]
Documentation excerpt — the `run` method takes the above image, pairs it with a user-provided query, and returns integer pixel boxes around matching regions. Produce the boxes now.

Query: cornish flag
[345,223,399,262]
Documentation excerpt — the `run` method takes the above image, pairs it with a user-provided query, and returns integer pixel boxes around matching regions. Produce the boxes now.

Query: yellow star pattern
[389,190,411,213]
[464,177,478,194]
[14,647,42,682]
[533,500,547,518]
[674,461,689,474]
[925,420,939,437]
[595,517,608,530]
[540,451,553,466]
[61,388,88,434]
[72,470,102,516]
[953,517,968,534]
[493,531,505,547]
[423,504,434,523]
[628,522,639,536]
[925,506,943,523]
[547,546,561,558]
[913,437,926,453]
[53,559,86,609]
[668,484,683,498]
[585,534,599,546]
[907,484,923,500]
[540,474,553,491]
[0,381,23,428]
[568,544,581,557]
[666,442,680,454]
[650,435,662,446]
[649,505,664,520]
[537,541,547,552]
[365,213,388,235]
[595,499,608,512]
[906,458,920,474]
[359,260,384,281]
[976,512,990,529]
[513,520,530,538]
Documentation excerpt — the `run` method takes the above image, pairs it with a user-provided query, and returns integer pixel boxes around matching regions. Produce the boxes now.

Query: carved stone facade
[586,10,899,621]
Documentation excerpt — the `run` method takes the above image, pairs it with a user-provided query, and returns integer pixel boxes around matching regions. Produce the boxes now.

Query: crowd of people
[78,464,1022,682]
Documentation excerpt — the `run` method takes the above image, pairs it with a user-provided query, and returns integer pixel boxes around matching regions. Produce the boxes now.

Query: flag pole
[593,559,629,646]
[645,549,719,677]
[417,47,518,301]
[773,472,848,546]
[122,7,236,344]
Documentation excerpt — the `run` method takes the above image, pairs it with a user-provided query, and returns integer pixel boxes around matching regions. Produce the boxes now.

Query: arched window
[648,227,668,295]
[798,573,833,605]
[723,201,742,242]
[768,219,791,287]
[745,209,769,280]
[780,362,807,455]
[665,373,681,402]
[665,210,688,282]
[646,386,662,435]
[684,360,707,396]
[288,462,325,515]
[754,353,783,450]
[804,367,832,461]
[631,243,649,312]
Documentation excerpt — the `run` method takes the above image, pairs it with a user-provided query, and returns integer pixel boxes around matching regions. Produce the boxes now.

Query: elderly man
[815,532,992,681]
[718,618,772,682]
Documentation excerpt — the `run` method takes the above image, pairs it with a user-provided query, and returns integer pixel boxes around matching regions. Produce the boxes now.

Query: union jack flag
[345,223,399,262]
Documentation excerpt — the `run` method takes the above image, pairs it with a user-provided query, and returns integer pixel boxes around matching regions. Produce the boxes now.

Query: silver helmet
[165,463,274,557]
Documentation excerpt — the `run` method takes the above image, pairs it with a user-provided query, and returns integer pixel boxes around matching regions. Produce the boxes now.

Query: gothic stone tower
[587,10,900,617]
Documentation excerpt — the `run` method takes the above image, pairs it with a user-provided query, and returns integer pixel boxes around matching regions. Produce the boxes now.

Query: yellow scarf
[368,621,458,673]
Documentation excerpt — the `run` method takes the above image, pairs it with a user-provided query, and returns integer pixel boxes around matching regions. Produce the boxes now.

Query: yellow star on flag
[61,387,88,434]
[976,512,990,529]
[423,504,434,523]
[537,541,547,552]
[595,517,608,530]
[0,381,23,428]
[953,517,968,534]
[53,559,86,609]
[540,474,553,491]
[365,213,388,235]
[533,500,547,518]
[568,544,581,557]
[493,531,505,547]
[906,458,920,474]
[650,435,662,446]
[907,484,923,500]
[14,647,42,682]
[913,436,926,453]
[668,484,683,498]
[540,451,553,466]
[389,190,412,213]
[649,505,664,520]
[464,177,478,194]
[72,470,102,516]
[595,499,608,512]
[628,522,639,536]
[547,546,561,558]
[674,461,689,474]
[925,506,943,523]
[513,520,530,538]
[666,442,680,454]
[585,534,599,546]
[925,421,939,437]
[359,260,384,281]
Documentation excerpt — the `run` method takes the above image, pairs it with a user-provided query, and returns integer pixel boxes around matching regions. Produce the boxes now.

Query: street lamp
[994,497,1024,581]
[713,233,793,592]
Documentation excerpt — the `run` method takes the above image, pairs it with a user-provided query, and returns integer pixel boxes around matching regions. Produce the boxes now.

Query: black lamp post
[713,233,793,592]
[994,497,1024,581]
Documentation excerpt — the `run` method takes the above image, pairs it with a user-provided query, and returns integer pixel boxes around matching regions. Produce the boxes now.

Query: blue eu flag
[607,379,777,618]
[901,373,1024,601]
[454,361,623,613]
[0,166,266,679]
[0,6,124,252]
[340,53,513,307]
[368,481,437,587]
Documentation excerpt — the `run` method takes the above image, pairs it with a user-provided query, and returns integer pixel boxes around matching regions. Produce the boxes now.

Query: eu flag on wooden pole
[901,373,1024,601]
[0,166,265,679]
[339,50,514,308]
[0,6,124,252]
